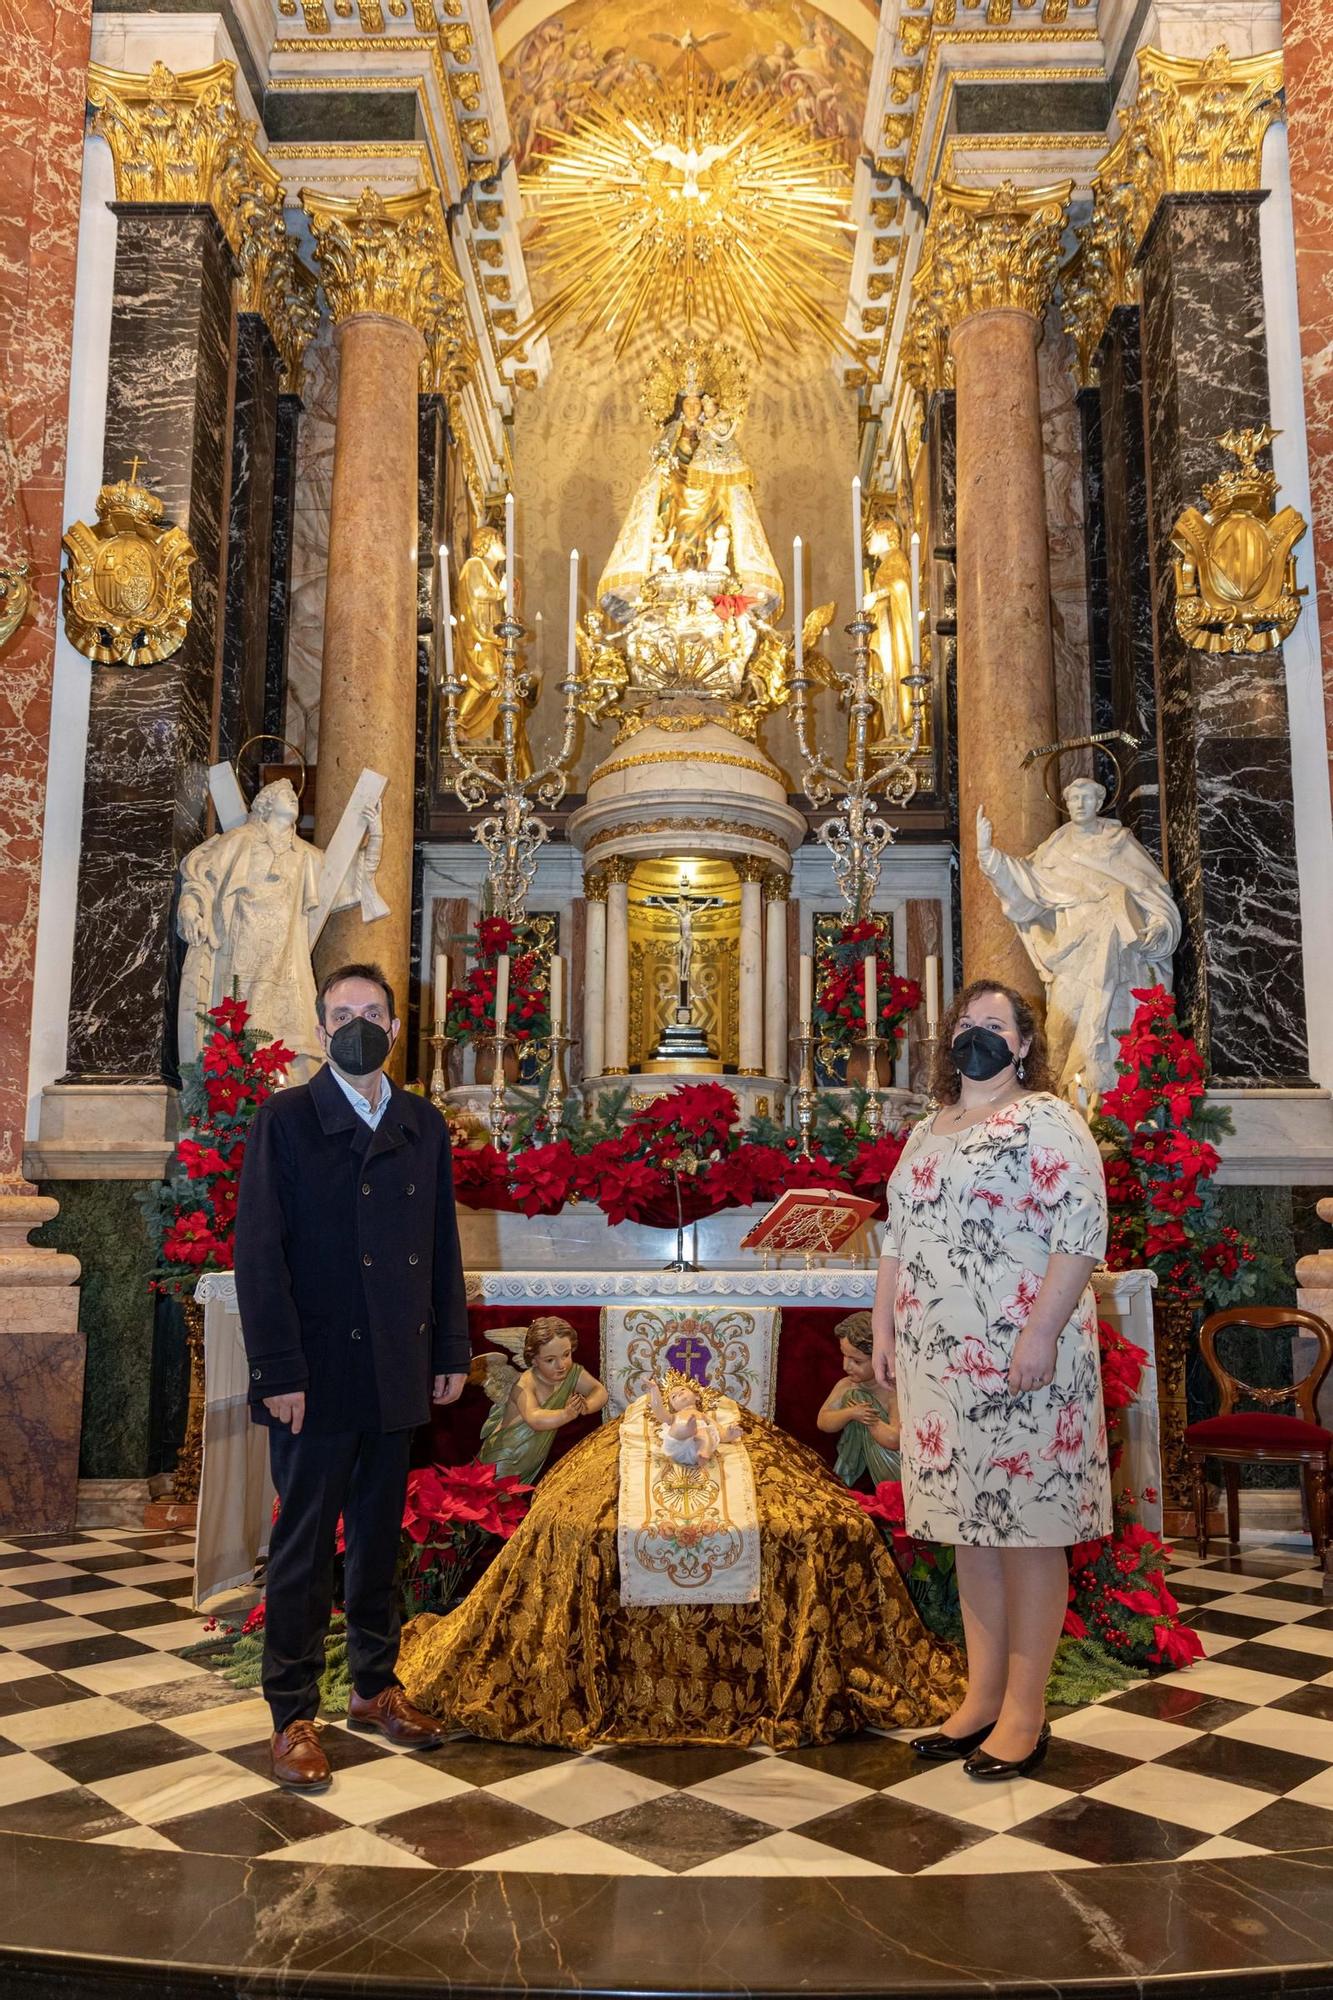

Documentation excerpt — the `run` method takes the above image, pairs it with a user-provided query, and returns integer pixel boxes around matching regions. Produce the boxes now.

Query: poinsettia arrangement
[1094,985,1268,1306]
[443,916,551,1049]
[451,1081,911,1229]
[140,998,293,1300]
[857,1317,1203,1691]
[396,1460,531,1617]
[813,918,921,1050]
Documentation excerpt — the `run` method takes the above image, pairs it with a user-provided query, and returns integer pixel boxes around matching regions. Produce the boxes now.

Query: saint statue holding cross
[175,772,388,1080]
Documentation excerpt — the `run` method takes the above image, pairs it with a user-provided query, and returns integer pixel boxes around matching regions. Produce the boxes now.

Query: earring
[1016,1056,1026,1082]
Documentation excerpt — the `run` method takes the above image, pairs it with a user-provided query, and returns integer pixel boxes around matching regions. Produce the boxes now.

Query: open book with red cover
[739,1187,878,1258]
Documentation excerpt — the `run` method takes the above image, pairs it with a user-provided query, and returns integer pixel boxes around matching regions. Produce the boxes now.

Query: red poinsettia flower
[209,996,251,1036]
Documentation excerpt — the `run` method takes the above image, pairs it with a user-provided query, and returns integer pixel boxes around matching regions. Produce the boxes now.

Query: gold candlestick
[488,1030,513,1151]
[861,1029,884,1139]
[790,1026,816,1157]
[538,1029,574,1131]
[428,1020,456,1109]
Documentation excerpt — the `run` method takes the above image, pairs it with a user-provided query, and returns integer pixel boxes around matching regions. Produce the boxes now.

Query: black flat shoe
[963,1721,1051,1781]
[909,1720,999,1761]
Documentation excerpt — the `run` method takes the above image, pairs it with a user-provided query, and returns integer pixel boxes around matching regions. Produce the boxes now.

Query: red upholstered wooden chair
[1186,1307,1333,1561]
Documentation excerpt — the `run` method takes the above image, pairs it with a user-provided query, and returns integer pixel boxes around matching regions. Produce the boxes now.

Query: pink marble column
[1281,0,1333,812]
[0,0,93,1188]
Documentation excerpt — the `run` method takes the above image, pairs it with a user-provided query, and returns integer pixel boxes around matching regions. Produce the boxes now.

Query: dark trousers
[263,1424,412,1733]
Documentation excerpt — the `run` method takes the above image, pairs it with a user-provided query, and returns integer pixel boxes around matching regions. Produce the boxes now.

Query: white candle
[910,529,922,667]
[851,476,863,614]
[435,952,449,1020]
[567,548,579,676]
[504,492,515,618]
[864,953,877,1033]
[792,536,804,677]
[493,952,510,1032]
[798,952,813,1030]
[438,544,454,684]
[549,955,563,1038]
[924,953,940,1030]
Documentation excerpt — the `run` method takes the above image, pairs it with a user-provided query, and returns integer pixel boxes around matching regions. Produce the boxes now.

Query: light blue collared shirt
[329,1065,390,1131]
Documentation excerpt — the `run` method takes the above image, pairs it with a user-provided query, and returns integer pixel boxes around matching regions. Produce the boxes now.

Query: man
[235,962,469,1789]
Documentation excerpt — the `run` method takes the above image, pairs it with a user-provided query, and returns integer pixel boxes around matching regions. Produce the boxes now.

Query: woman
[873,979,1110,1780]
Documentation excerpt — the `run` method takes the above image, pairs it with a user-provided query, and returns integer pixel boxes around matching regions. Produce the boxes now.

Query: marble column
[736,861,765,1075]
[762,872,789,1082]
[583,872,608,1080]
[264,391,303,744]
[925,389,962,987]
[409,394,448,1075]
[924,182,1070,994]
[305,189,465,1028]
[1138,193,1310,1082]
[0,0,91,1174]
[64,206,234,1081]
[953,306,1060,989]
[1078,383,1115,739]
[1096,307,1163,862]
[1282,0,1333,812]
[219,312,281,782]
[603,861,632,1075]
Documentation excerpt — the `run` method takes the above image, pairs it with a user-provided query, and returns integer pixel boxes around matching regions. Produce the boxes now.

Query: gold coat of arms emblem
[1171,425,1306,655]
[61,464,196,666]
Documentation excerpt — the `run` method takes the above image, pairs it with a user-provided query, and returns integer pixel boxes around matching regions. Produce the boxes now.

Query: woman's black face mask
[950,1025,1014,1082]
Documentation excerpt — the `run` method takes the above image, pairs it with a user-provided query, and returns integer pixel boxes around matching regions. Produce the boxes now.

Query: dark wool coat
[234,1064,470,1434]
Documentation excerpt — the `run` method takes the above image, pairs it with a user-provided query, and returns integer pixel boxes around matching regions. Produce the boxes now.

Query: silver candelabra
[438,610,580,923]
[787,613,929,922]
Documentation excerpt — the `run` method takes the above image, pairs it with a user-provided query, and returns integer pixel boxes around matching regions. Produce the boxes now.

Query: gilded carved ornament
[1171,425,1306,655]
[87,62,316,390]
[61,463,196,667]
[1057,45,1284,385]
[927,179,1072,332]
[0,563,29,653]
[302,185,462,337]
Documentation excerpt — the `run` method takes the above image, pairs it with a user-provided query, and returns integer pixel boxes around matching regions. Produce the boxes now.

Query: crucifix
[642,871,725,1022]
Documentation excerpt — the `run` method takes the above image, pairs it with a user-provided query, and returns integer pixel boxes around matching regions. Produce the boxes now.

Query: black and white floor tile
[2,1529,1333,1879]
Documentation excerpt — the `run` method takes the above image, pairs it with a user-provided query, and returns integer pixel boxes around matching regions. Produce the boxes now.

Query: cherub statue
[476,1315,609,1485]
[647,1371,743,1467]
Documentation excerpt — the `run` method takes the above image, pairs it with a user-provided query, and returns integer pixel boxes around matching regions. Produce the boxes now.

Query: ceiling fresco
[497,2,874,176]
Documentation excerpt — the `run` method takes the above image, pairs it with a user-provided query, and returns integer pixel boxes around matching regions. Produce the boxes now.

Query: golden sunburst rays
[519,50,856,360]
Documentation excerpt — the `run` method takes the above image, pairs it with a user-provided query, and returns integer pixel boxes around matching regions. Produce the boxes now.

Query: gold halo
[1042,745,1123,815]
[639,336,751,427]
[236,734,308,800]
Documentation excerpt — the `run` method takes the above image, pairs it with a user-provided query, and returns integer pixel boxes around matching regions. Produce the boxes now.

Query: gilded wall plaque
[61,466,196,666]
[1171,426,1306,655]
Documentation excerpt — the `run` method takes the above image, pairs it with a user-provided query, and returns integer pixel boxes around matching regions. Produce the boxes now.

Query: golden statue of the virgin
[597,339,783,624]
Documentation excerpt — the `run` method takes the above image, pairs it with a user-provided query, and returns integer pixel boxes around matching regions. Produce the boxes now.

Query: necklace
[939,1079,1020,1128]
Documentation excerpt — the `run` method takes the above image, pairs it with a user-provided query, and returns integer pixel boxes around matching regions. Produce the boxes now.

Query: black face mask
[951,1025,1015,1082]
[327,1016,391,1076]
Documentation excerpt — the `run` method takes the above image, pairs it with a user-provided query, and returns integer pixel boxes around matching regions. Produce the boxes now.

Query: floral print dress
[884,1092,1111,1548]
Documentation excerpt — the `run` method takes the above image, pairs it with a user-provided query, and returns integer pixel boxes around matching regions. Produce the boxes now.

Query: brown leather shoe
[347,1685,445,1749]
[270,1718,332,1790]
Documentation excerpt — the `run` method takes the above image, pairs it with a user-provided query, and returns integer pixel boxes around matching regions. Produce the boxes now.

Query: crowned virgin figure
[598,339,784,625]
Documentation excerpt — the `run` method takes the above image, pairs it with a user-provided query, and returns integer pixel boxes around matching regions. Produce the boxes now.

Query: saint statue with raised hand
[865,518,917,744]
[976,776,1181,1094]
[176,777,383,1080]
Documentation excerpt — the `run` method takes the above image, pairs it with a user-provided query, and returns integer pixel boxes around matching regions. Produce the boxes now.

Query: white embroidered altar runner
[616,1396,761,1607]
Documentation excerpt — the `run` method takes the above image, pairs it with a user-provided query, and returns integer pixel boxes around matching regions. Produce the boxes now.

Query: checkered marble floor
[2,1529,1333,1878]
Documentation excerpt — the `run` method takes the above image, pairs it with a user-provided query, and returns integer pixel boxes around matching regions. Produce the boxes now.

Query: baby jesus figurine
[647,1372,743,1467]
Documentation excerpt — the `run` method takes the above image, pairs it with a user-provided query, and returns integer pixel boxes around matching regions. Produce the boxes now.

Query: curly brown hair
[833,1310,874,1356]
[523,1314,578,1366]
[929,978,1050,1105]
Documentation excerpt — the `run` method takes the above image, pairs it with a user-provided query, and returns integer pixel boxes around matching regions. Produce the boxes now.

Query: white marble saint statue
[976,777,1181,1095]
[176,777,384,1079]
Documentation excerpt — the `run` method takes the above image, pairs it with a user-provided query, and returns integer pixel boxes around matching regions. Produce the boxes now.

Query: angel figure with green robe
[816,1310,901,1490]
[476,1315,609,1485]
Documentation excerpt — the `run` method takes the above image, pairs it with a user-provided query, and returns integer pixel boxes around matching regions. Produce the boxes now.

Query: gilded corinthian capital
[302,187,462,337]
[88,60,255,228]
[927,180,1073,334]
[1123,44,1284,218]
[88,60,317,391]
